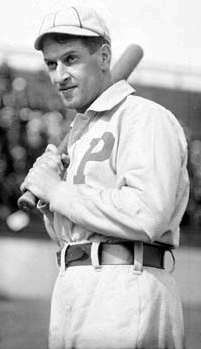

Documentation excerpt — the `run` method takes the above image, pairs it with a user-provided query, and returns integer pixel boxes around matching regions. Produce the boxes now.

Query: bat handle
[17,190,37,211]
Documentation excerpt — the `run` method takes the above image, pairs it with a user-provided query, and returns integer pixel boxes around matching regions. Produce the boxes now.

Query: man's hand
[20,144,64,204]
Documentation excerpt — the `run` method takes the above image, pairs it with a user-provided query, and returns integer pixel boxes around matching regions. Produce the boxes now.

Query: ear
[99,44,111,71]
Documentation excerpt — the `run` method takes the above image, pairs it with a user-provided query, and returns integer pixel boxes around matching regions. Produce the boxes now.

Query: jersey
[40,80,189,248]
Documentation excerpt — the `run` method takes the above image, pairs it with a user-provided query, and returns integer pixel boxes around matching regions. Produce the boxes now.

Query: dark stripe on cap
[72,7,82,28]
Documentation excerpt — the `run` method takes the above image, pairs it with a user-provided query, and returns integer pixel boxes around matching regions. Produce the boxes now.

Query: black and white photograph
[0,0,200,348]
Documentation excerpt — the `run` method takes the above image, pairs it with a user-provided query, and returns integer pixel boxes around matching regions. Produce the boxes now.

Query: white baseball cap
[34,6,111,50]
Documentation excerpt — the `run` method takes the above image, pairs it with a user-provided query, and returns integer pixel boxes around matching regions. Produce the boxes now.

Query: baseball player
[21,5,189,349]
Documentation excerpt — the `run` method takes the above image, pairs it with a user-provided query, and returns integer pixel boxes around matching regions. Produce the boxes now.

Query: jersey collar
[87,80,135,113]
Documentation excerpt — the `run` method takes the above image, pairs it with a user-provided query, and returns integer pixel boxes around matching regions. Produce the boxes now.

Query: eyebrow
[44,50,79,62]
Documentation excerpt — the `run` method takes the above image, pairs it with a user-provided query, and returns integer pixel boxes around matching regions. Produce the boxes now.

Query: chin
[61,96,89,112]
[61,96,76,109]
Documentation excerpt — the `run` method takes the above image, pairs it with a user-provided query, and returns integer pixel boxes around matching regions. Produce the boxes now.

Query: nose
[54,61,70,85]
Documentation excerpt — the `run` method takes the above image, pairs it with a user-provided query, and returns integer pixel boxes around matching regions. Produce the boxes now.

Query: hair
[40,33,110,53]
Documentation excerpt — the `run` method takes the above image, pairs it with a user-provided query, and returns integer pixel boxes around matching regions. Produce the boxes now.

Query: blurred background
[0,0,201,348]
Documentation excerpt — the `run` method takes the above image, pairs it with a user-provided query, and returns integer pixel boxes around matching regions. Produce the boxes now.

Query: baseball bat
[111,44,143,83]
[18,44,144,211]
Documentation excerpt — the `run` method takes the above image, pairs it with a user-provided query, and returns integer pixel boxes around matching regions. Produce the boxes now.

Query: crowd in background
[0,62,201,228]
[0,62,74,225]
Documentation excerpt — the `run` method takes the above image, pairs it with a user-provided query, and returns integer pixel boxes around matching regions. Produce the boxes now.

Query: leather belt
[57,241,172,269]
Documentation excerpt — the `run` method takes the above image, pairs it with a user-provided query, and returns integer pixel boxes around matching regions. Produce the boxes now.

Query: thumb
[45,144,58,154]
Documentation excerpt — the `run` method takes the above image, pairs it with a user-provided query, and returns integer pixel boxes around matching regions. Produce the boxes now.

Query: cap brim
[34,26,101,50]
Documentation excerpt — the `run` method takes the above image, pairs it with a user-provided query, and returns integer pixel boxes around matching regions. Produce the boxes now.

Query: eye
[63,55,78,65]
[45,60,57,71]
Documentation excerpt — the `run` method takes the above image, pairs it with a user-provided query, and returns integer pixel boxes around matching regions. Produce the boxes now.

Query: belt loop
[133,241,143,274]
[60,242,69,276]
[91,241,101,270]
[166,249,176,273]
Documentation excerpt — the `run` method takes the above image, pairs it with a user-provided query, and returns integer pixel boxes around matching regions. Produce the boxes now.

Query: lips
[59,86,76,92]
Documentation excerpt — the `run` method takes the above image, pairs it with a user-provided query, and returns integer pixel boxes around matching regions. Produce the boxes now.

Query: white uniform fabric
[49,265,184,349]
[40,80,189,349]
[43,80,189,248]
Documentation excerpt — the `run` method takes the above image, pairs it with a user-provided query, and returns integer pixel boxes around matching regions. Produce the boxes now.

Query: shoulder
[122,93,171,116]
[118,93,187,148]
[121,94,181,128]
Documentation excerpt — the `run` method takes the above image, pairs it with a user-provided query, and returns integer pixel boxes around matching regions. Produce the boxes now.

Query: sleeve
[48,103,187,242]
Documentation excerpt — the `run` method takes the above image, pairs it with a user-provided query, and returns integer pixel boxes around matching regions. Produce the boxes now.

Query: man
[21,5,189,349]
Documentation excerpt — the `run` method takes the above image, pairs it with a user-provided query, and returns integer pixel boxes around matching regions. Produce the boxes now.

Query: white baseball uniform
[39,80,189,349]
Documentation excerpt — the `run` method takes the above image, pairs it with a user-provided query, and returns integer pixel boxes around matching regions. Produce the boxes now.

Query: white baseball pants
[48,263,184,349]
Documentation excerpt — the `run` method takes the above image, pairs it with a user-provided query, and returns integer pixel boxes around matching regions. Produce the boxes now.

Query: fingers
[20,181,26,193]
[45,144,58,154]
[20,157,59,193]
[34,145,63,173]
[35,155,63,172]
[20,160,62,203]
[20,143,69,195]
[20,165,54,200]
[20,167,39,193]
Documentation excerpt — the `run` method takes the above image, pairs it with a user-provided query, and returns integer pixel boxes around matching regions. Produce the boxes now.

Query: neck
[77,73,113,113]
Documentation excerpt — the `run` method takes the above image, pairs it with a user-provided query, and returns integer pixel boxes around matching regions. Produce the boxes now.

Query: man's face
[42,37,109,112]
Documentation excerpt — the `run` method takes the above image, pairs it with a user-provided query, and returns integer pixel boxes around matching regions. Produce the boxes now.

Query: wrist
[49,180,72,213]
[48,179,64,209]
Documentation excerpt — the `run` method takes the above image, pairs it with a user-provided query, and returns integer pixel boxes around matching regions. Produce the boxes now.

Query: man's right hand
[20,144,65,204]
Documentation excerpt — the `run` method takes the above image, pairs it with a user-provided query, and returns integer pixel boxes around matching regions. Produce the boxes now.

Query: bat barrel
[112,44,143,83]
